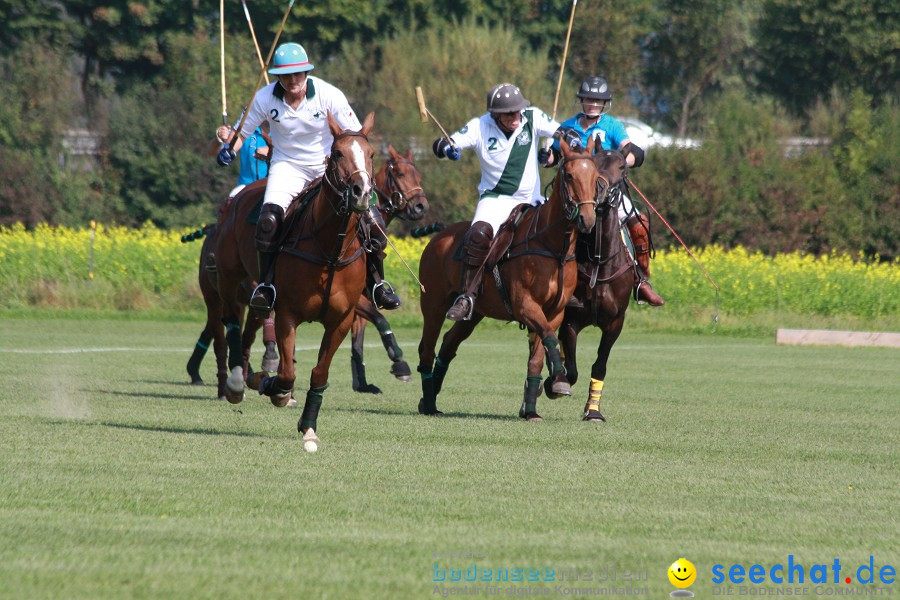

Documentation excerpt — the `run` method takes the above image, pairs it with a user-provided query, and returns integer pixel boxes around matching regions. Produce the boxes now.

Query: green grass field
[1,314,897,599]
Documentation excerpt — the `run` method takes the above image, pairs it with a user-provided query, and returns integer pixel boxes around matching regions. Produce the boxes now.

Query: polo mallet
[219,0,227,126]
[545,0,578,150]
[415,86,453,143]
[627,179,720,323]
[242,0,270,85]
[228,0,296,153]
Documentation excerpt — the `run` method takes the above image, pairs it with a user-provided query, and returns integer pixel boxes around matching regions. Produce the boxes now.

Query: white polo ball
[303,440,318,453]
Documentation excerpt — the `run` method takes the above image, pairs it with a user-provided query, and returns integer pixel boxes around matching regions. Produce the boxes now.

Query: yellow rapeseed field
[1,224,897,317]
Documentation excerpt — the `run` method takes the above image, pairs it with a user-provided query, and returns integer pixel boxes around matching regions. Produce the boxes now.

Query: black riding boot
[366,251,401,309]
[249,204,284,317]
[446,221,493,322]
[359,206,401,310]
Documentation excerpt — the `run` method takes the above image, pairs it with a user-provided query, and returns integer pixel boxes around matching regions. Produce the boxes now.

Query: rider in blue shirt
[217,122,270,198]
[547,76,664,306]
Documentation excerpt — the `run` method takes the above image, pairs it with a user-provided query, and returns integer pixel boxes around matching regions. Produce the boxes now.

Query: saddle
[246,178,323,226]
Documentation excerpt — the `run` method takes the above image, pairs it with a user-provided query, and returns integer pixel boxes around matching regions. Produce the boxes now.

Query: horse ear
[388,144,400,160]
[327,111,342,137]
[360,111,375,136]
[559,139,574,160]
[406,148,414,161]
[586,134,596,155]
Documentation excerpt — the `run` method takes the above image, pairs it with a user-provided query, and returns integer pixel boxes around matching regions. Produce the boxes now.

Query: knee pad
[256,204,284,252]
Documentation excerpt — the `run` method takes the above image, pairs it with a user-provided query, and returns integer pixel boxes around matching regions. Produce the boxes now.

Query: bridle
[322,131,373,216]
[558,155,607,221]
[374,158,425,216]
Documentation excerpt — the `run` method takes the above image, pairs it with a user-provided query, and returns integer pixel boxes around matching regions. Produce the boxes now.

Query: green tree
[756,0,900,114]
[642,0,755,136]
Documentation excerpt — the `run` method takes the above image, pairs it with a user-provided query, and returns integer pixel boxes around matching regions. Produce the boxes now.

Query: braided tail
[410,222,445,238]
[181,224,211,243]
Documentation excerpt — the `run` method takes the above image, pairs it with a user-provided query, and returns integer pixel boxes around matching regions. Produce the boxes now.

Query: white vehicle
[619,117,701,150]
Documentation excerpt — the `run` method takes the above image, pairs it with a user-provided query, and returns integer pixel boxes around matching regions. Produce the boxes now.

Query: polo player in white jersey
[217,42,401,316]
[432,83,564,321]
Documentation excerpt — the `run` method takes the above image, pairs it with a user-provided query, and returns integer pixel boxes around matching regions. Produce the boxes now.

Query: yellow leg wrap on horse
[586,378,604,412]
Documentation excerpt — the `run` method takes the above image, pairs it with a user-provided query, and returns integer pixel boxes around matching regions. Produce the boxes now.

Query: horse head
[374,144,429,222]
[326,111,376,214]
[593,149,628,218]
[558,137,603,234]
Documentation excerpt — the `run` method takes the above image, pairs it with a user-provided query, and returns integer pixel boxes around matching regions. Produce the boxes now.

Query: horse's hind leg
[371,312,411,383]
[261,316,278,372]
[350,303,381,394]
[186,328,212,385]
[417,292,449,415]
[259,315,297,409]
[418,315,483,415]
[559,309,588,387]
[583,317,625,422]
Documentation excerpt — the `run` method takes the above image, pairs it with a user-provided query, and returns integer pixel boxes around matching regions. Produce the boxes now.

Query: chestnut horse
[417,140,609,420]
[558,150,634,422]
[349,145,429,393]
[215,112,376,443]
[184,144,427,400]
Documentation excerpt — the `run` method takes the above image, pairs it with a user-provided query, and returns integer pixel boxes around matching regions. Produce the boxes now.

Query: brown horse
[349,145,429,393]
[184,223,278,400]
[216,112,376,442]
[558,150,634,422]
[416,140,609,420]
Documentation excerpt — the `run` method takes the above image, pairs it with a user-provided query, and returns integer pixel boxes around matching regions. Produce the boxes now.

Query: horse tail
[410,222,445,238]
[181,224,213,243]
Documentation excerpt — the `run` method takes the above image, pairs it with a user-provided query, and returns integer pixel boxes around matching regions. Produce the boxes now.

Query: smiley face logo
[668,558,696,588]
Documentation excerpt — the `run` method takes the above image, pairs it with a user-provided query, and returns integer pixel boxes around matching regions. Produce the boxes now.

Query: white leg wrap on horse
[226,366,244,393]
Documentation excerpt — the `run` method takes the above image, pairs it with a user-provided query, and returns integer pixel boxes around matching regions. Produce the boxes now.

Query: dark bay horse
[183,222,277,400]
[417,140,608,421]
[558,150,634,422]
[349,144,429,393]
[215,112,376,443]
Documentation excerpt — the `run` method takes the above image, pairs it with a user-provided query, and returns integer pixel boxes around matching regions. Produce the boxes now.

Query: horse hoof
[545,377,572,398]
[286,396,298,408]
[261,348,279,373]
[246,371,266,391]
[390,360,412,380]
[190,377,204,385]
[520,411,543,422]
[224,388,244,404]
[217,395,227,402]
[353,383,382,394]
[271,392,291,408]
[582,410,607,422]
[417,398,443,416]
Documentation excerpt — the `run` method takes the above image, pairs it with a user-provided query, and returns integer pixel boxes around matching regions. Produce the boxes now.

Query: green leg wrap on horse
[224,319,243,371]
[350,349,368,390]
[541,335,566,377]
[299,383,329,432]
[418,364,437,412]
[432,355,453,396]
[523,375,542,415]
[375,320,403,361]
[186,330,213,377]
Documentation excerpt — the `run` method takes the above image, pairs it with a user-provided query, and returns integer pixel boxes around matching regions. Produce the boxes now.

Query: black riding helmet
[486,83,529,113]
[577,76,612,101]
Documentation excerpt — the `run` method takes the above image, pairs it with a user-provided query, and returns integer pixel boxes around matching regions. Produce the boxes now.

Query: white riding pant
[262,161,326,211]
[617,189,637,224]
[472,195,534,234]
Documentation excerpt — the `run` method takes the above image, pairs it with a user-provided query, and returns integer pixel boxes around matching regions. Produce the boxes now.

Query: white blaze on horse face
[349,139,372,196]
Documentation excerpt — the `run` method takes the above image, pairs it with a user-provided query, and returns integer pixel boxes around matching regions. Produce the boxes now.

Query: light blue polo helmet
[268,42,315,75]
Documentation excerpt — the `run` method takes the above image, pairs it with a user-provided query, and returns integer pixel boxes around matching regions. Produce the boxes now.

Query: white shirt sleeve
[533,108,561,139]
[239,86,271,139]
[327,87,362,132]
[450,117,482,151]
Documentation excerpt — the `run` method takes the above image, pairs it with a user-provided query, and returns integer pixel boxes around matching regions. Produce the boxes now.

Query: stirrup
[446,294,475,322]
[249,283,276,314]
[371,281,401,310]
[634,279,664,306]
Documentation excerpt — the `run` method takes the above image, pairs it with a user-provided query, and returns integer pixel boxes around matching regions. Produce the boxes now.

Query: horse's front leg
[299,309,355,439]
[521,331,546,421]
[583,315,626,422]
[516,300,571,400]
[259,314,297,409]
[350,300,380,394]
[559,308,587,387]
[261,316,278,373]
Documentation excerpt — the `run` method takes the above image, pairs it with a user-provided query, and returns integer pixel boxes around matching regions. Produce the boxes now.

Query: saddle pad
[246,196,264,225]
